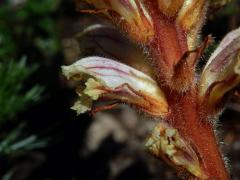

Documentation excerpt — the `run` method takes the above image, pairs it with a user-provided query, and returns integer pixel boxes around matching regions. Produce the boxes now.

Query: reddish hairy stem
[146,2,229,177]
[150,17,188,69]
[146,5,191,89]
[165,87,229,179]
[146,1,188,73]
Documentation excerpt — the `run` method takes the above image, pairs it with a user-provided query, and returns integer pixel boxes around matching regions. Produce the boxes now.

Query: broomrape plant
[62,1,240,179]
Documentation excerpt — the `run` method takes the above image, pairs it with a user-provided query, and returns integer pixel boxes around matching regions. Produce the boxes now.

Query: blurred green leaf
[0,123,49,155]
[26,0,61,14]
[0,57,43,122]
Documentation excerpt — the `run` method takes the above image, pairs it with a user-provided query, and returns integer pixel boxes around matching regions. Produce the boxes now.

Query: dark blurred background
[0,0,240,179]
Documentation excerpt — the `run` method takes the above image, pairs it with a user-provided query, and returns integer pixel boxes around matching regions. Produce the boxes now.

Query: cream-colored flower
[199,27,240,110]
[62,56,168,116]
[145,122,207,179]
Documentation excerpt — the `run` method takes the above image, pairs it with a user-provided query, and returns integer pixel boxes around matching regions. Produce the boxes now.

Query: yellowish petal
[176,0,208,50]
[71,99,91,115]
[177,0,207,31]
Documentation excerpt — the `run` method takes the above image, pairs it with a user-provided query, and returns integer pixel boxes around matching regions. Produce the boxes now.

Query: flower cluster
[63,1,239,179]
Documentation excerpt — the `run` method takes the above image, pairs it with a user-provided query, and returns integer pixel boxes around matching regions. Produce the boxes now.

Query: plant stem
[165,88,229,179]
